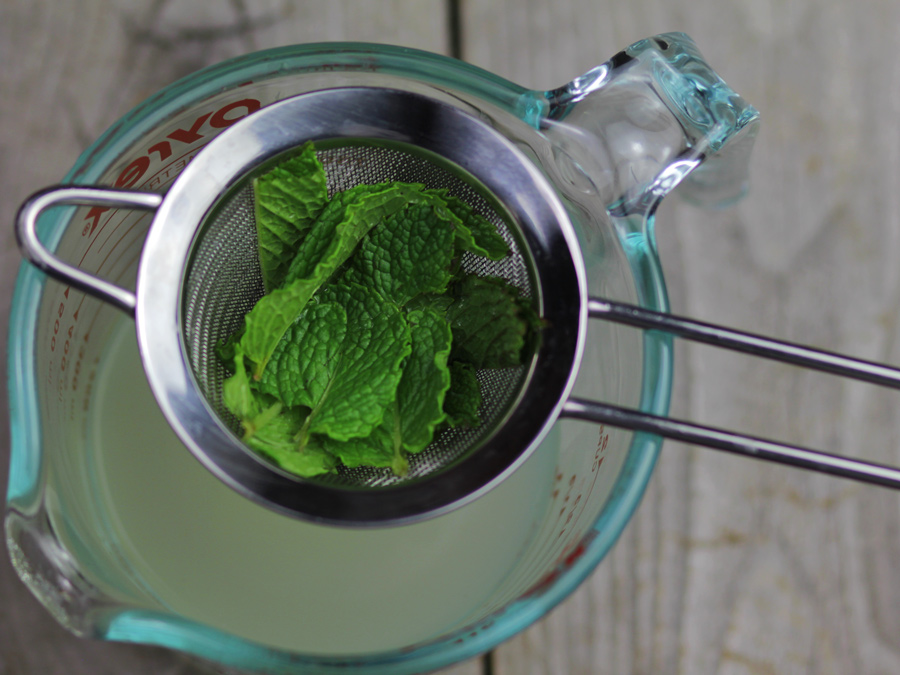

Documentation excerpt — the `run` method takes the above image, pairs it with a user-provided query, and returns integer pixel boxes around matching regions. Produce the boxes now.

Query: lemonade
[86,319,555,654]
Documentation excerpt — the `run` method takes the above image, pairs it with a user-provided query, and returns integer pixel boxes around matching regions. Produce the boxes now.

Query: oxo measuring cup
[9,33,759,674]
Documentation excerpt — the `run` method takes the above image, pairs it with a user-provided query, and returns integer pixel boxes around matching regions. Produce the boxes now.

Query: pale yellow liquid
[88,321,555,654]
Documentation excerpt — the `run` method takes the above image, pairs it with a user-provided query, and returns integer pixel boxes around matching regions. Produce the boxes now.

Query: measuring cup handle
[16,186,163,315]
[564,297,900,490]
[539,32,759,213]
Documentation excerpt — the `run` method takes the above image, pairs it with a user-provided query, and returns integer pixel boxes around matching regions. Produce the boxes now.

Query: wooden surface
[3,1,900,674]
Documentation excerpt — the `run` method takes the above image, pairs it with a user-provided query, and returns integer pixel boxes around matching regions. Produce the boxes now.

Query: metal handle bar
[561,298,900,489]
[16,186,163,315]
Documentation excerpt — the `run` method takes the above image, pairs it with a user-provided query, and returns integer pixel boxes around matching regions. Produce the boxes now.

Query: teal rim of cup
[6,41,672,674]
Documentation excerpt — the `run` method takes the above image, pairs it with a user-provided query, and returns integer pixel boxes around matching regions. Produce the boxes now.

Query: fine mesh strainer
[17,88,585,526]
[17,86,900,527]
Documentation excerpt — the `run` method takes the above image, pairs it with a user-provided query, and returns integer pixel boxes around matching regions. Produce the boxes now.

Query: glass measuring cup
[8,33,756,673]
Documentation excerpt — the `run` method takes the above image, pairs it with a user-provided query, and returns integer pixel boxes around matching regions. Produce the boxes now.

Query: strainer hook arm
[560,298,900,489]
[16,186,163,315]
[588,298,900,388]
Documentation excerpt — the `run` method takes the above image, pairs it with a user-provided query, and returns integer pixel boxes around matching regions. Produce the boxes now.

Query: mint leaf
[222,345,286,438]
[425,189,510,260]
[321,404,401,471]
[341,202,456,306]
[222,347,336,478]
[395,307,452,452]
[404,292,453,314]
[443,361,482,428]
[222,348,258,421]
[239,183,415,378]
[246,406,337,477]
[445,274,536,369]
[322,401,409,476]
[257,301,348,408]
[215,327,243,364]
[282,183,422,285]
[254,143,329,291]
[261,282,411,445]
[320,307,451,476]
[240,278,323,379]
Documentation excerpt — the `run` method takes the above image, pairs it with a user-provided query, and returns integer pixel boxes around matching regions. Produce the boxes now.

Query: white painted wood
[462,0,900,673]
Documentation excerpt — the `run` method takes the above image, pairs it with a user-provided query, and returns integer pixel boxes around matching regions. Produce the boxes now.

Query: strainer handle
[561,298,900,489]
[16,186,163,315]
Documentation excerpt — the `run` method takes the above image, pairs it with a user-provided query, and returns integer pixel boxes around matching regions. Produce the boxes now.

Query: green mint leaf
[322,400,409,476]
[404,292,454,314]
[239,278,322,379]
[445,274,536,369]
[282,183,421,285]
[321,408,398,470]
[222,347,336,478]
[321,307,451,475]
[222,347,259,421]
[241,397,284,438]
[261,282,411,443]
[443,361,482,428]
[341,202,456,306]
[395,307,452,452]
[425,188,510,260]
[257,301,348,408]
[246,405,337,477]
[254,143,329,291]
[239,183,414,378]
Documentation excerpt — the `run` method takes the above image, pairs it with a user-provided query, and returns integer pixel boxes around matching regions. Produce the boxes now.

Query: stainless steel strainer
[18,87,900,527]
[17,88,586,526]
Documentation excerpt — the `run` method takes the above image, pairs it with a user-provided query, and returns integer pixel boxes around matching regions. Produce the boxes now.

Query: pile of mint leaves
[219,142,539,478]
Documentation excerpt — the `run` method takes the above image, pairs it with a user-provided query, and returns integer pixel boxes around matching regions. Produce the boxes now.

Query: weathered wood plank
[463,1,900,673]
[0,2,479,674]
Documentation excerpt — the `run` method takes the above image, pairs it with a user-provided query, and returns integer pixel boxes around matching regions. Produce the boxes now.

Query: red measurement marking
[79,208,127,265]
[96,211,149,258]
[577,426,612,524]
[547,428,611,555]
[519,530,599,600]
[72,291,87,321]
[49,245,141,405]
[83,206,109,236]
[564,542,587,567]
[594,425,610,472]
